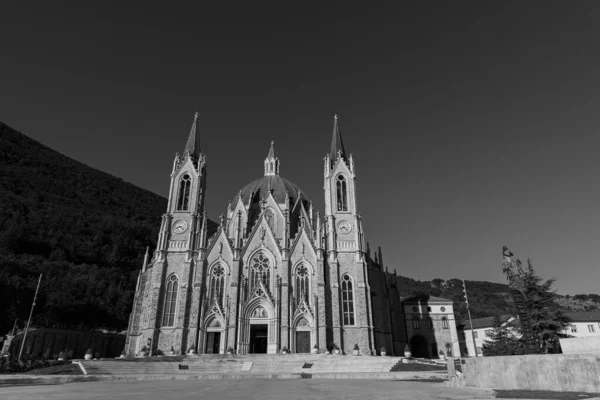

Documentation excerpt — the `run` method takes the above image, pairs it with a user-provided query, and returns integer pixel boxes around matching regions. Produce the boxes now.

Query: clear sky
[2,1,600,295]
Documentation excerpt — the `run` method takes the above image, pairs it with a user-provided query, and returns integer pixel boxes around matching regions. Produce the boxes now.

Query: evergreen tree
[518,260,571,354]
[482,315,525,356]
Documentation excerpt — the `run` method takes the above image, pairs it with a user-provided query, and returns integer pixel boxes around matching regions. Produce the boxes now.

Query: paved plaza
[0,379,495,400]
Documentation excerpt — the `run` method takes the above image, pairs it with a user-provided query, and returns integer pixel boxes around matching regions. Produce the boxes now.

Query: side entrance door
[296,331,310,353]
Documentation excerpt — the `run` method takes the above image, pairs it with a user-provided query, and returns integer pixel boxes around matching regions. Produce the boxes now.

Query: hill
[0,121,165,334]
[1,121,598,335]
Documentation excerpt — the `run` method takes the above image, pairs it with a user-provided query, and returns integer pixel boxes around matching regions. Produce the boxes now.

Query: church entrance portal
[205,332,221,354]
[295,331,310,353]
[249,324,268,354]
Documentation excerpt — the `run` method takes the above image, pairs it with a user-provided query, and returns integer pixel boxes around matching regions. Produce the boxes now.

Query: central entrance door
[249,324,268,354]
[206,332,221,354]
[296,331,310,353]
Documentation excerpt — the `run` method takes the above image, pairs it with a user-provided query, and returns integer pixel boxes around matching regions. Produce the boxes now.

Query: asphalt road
[0,379,496,400]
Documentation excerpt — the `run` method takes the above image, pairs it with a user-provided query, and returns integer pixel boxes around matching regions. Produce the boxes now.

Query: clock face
[336,220,352,235]
[172,220,188,234]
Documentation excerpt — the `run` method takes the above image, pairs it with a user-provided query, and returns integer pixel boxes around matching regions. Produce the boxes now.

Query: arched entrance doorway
[204,317,224,354]
[295,317,311,353]
[410,335,430,358]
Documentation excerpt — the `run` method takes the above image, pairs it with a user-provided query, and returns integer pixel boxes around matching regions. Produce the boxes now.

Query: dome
[232,175,306,205]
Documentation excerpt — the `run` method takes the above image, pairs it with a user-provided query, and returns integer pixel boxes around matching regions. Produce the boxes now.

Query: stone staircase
[80,354,407,376]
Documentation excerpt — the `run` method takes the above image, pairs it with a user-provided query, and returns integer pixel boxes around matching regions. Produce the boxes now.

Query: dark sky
[2,1,600,295]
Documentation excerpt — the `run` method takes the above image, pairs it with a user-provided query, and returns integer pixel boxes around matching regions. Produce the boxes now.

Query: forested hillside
[1,121,598,335]
[0,122,165,334]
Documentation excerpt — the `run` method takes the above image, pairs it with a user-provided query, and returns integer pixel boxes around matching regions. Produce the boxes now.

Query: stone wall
[560,336,600,354]
[3,328,125,359]
[449,353,600,392]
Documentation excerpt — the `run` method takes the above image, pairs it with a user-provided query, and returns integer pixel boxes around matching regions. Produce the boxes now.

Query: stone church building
[124,114,460,357]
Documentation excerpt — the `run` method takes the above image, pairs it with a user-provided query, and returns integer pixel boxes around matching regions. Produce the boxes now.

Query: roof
[403,294,453,305]
[232,175,307,205]
[183,112,201,160]
[462,315,514,330]
[329,114,347,162]
[563,311,600,323]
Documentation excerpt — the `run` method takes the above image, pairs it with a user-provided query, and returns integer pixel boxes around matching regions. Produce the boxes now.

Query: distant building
[460,315,517,357]
[561,312,600,338]
[403,296,460,358]
[124,113,459,358]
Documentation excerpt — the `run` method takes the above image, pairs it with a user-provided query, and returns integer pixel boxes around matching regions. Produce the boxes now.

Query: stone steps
[81,355,407,376]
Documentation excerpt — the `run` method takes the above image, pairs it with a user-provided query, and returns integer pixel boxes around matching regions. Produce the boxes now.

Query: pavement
[0,378,497,400]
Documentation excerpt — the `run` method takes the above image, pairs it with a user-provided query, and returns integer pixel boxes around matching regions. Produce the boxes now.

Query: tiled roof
[564,311,600,322]
[403,294,453,304]
[462,314,514,330]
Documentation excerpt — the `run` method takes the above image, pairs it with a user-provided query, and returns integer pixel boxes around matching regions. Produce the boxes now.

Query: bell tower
[323,113,373,355]
[157,112,207,257]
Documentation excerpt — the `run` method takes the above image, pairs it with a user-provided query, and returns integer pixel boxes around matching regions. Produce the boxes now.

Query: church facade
[124,114,459,357]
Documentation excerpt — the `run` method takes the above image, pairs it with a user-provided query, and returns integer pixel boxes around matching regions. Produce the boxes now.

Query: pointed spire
[329,113,347,164]
[264,141,280,176]
[183,112,201,160]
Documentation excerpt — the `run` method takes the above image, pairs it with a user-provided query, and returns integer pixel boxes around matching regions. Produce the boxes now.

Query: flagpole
[18,273,42,362]
[462,279,478,357]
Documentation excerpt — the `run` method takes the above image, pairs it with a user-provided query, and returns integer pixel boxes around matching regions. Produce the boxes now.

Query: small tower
[264,141,280,176]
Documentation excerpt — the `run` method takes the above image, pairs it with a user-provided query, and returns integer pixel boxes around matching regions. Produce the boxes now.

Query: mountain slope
[0,121,166,333]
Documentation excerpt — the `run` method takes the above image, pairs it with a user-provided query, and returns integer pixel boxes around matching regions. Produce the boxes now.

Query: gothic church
[125,114,460,357]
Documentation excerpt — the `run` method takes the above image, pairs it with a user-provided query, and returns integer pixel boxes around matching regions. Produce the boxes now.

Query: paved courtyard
[0,379,495,400]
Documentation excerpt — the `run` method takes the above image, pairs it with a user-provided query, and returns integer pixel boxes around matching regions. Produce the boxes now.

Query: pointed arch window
[162,275,179,326]
[295,265,309,304]
[336,175,348,211]
[209,265,225,306]
[250,253,271,291]
[176,174,192,211]
[341,274,355,325]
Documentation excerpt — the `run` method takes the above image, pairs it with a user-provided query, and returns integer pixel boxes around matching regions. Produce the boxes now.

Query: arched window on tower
[336,175,348,211]
[250,253,270,291]
[209,265,225,306]
[295,265,309,304]
[176,174,192,211]
[341,274,355,325]
[162,275,179,326]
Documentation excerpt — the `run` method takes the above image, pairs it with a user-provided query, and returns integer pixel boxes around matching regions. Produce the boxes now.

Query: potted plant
[404,344,411,358]
[120,350,126,359]
[380,346,387,356]
[226,347,234,355]
[311,344,319,354]
[84,348,93,361]
[169,346,175,356]
[188,345,196,355]
[438,350,445,360]
[281,347,288,354]
[332,343,340,355]
[58,351,65,361]
[353,344,360,356]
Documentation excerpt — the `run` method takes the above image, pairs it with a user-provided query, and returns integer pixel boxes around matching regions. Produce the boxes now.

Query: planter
[311,348,319,354]
[353,350,359,356]
[282,351,288,354]
[404,351,411,358]
[84,354,93,361]
[188,350,196,355]
[333,349,340,355]
[439,355,446,361]
[381,352,387,356]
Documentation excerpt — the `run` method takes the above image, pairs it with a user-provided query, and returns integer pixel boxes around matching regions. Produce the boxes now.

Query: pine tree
[519,260,571,353]
[482,315,525,356]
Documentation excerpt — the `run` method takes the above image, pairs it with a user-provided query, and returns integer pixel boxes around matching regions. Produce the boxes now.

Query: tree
[518,260,571,354]
[482,315,525,356]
